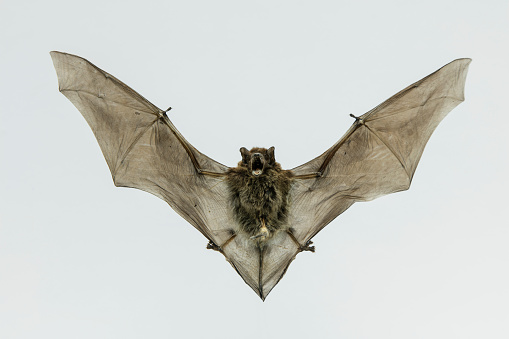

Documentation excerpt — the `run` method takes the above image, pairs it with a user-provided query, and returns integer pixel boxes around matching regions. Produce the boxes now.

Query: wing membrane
[289,58,471,244]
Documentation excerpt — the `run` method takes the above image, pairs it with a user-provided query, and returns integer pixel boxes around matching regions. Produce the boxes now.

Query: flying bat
[50,52,471,300]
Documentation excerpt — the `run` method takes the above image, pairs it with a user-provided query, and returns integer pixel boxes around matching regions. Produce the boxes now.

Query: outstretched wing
[50,51,236,246]
[288,58,471,245]
[50,51,298,300]
[227,58,471,300]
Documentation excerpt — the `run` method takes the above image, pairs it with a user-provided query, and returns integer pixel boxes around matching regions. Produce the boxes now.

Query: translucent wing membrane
[289,58,471,244]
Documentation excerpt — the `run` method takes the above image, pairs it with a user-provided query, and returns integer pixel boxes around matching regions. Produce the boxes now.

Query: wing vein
[366,95,463,122]
[60,54,162,114]
[363,123,411,180]
[113,117,160,179]
[61,89,158,116]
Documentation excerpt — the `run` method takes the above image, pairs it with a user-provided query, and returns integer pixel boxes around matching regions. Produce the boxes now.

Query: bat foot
[300,240,315,252]
[206,241,221,252]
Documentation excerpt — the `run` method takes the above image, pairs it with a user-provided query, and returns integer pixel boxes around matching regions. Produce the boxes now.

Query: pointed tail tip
[258,289,266,301]
[257,287,268,301]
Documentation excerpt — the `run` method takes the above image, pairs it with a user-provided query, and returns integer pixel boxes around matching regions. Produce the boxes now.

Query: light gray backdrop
[1,1,508,338]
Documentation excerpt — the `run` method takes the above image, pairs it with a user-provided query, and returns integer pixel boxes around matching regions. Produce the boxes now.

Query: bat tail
[258,246,266,301]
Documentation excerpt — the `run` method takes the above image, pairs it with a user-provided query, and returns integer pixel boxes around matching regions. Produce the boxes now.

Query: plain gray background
[1,0,508,338]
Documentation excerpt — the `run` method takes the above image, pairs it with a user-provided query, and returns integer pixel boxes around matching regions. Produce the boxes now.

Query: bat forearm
[160,114,227,178]
[197,170,227,178]
[293,172,322,179]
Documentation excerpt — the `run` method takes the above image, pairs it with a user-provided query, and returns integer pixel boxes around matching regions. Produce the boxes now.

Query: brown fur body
[226,147,294,237]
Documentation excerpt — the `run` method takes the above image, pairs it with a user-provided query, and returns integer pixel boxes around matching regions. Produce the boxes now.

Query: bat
[50,52,471,300]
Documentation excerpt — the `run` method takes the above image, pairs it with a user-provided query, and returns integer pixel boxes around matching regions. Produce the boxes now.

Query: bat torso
[226,166,294,237]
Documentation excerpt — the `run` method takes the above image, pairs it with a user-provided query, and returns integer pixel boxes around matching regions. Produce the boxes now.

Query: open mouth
[251,157,264,176]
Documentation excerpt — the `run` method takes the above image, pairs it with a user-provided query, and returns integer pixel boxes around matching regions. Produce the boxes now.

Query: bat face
[239,146,276,177]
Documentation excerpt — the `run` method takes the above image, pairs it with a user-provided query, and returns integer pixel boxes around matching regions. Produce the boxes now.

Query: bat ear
[240,147,250,164]
[267,146,275,164]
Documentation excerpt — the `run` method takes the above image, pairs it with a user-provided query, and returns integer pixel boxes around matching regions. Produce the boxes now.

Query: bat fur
[226,147,294,240]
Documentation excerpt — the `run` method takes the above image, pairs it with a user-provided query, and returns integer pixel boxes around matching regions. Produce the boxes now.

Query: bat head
[239,146,276,177]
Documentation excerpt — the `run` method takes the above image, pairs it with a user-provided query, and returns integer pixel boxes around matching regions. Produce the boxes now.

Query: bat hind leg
[286,230,316,252]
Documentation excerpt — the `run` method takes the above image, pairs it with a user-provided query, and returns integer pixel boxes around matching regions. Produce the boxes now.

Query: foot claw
[301,240,315,252]
[206,241,221,252]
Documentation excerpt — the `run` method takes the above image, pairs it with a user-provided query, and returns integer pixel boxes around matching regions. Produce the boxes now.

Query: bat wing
[288,58,471,245]
[50,51,238,246]
[232,59,471,300]
[52,52,278,296]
